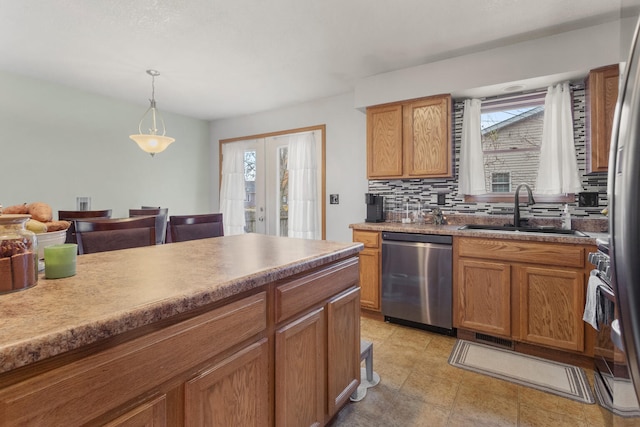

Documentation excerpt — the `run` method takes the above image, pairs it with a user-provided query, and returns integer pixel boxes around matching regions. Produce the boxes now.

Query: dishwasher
[381,232,455,336]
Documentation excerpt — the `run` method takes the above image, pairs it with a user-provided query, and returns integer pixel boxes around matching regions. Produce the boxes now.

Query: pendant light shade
[130,70,175,156]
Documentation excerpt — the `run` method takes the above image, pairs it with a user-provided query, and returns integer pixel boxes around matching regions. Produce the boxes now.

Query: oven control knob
[597,258,608,270]
[588,252,605,267]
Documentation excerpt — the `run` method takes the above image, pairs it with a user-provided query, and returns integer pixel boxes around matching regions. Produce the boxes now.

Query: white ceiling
[0,0,628,120]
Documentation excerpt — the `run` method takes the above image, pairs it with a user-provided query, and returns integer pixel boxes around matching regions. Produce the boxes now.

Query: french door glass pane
[278,146,288,236]
[244,150,257,233]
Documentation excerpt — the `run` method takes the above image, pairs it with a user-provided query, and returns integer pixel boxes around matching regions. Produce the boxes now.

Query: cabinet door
[587,64,619,173]
[326,287,360,418]
[275,308,325,427]
[455,258,511,337]
[403,95,452,178]
[184,339,269,427]
[358,247,380,311]
[353,230,380,311]
[367,104,403,178]
[103,395,167,427]
[518,266,585,352]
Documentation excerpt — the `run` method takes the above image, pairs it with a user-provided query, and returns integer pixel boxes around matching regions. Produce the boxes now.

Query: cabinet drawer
[456,237,585,268]
[353,230,380,248]
[275,257,359,323]
[0,292,267,426]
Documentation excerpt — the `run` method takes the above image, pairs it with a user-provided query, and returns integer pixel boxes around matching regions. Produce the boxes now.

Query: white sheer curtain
[219,142,247,235]
[536,83,582,194]
[459,99,486,195]
[287,132,320,239]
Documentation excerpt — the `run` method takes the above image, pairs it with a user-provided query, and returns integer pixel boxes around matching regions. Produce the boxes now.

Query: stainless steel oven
[588,239,640,418]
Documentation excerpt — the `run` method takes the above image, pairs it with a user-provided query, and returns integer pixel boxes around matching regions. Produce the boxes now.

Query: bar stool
[350,340,379,402]
[361,340,374,382]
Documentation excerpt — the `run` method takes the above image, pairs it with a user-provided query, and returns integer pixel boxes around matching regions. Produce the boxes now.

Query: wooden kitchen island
[0,234,363,427]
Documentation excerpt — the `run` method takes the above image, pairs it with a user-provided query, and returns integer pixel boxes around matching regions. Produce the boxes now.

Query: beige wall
[0,70,211,219]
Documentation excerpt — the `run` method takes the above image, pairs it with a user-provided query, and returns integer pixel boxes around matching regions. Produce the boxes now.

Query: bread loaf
[27,202,53,222]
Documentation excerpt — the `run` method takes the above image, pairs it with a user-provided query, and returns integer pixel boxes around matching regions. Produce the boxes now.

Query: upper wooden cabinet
[586,64,619,173]
[367,104,403,178]
[367,94,452,179]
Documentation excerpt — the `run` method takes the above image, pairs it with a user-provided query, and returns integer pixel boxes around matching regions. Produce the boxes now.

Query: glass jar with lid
[0,214,38,293]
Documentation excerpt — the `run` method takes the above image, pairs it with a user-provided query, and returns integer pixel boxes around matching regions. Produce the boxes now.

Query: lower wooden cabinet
[454,237,594,355]
[103,395,167,427]
[276,308,326,427]
[275,286,360,427]
[518,266,585,352]
[326,287,360,417]
[456,258,511,337]
[353,230,381,311]
[0,256,361,427]
[185,339,270,427]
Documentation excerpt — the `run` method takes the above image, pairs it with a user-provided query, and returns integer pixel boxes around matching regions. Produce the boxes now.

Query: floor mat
[449,339,594,404]
[594,371,640,417]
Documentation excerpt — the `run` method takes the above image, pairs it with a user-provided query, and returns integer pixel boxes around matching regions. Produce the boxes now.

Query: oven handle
[591,270,615,301]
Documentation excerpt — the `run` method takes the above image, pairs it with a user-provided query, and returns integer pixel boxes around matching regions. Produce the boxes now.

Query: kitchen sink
[458,224,589,237]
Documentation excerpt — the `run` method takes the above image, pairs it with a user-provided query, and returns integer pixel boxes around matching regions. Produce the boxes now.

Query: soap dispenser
[561,204,572,230]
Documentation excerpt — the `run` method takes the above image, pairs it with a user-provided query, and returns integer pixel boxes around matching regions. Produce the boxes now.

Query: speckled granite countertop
[0,234,362,374]
[350,221,607,244]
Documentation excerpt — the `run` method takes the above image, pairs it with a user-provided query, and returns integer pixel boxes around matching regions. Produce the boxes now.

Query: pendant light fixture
[129,69,175,156]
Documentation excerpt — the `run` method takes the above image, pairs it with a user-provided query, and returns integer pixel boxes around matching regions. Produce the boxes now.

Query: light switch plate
[330,194,339,204]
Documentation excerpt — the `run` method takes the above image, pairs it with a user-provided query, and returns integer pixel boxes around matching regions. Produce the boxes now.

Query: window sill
[464,193,575,203]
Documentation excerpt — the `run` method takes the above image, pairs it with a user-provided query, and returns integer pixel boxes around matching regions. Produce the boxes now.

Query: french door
[220,126,325,238]
[243,137,289,236]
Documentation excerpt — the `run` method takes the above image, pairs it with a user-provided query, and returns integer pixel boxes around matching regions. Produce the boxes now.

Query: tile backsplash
[368,82,608,221]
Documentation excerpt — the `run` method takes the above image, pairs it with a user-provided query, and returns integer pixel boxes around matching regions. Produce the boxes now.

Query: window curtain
[219,142,247,235]
[287,132,320,239]
[459,98,486,195]
[536,83,582,194]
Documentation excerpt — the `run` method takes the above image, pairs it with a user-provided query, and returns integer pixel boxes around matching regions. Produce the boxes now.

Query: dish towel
[583,272,602,331]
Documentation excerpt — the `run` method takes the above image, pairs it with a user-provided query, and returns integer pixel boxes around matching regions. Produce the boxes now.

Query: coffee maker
[365,193,385,223]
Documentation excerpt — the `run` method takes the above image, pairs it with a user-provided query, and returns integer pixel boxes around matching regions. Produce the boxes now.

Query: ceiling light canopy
[129,69,175,157]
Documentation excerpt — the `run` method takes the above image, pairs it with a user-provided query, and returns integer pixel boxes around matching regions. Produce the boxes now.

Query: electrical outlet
[437,193,446,206]
[330,194,339,204]
[578,192,598,207]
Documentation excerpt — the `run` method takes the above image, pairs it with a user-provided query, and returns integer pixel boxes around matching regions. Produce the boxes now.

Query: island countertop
[0,234,363,374]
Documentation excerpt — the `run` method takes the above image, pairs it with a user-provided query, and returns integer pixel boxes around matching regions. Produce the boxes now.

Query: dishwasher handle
[382,232,452,245]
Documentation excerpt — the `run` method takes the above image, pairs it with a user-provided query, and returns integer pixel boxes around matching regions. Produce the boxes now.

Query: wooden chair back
[74,216,156,255]
[129,208,168,245]
[58,209,112,244]
[169,213,224,243]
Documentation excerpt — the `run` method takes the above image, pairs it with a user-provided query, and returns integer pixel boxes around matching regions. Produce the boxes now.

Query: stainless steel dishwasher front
[381,232,454,335]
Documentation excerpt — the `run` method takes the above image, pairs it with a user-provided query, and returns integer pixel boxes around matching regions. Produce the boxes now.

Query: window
[464,89,577,203]
[491,172,511,193]
[480,92,545,194]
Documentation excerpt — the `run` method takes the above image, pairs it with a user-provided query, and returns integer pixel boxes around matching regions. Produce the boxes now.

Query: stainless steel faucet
[514,183,535,228]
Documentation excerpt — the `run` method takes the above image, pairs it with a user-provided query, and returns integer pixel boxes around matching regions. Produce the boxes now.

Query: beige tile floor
[329,316,640,427]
